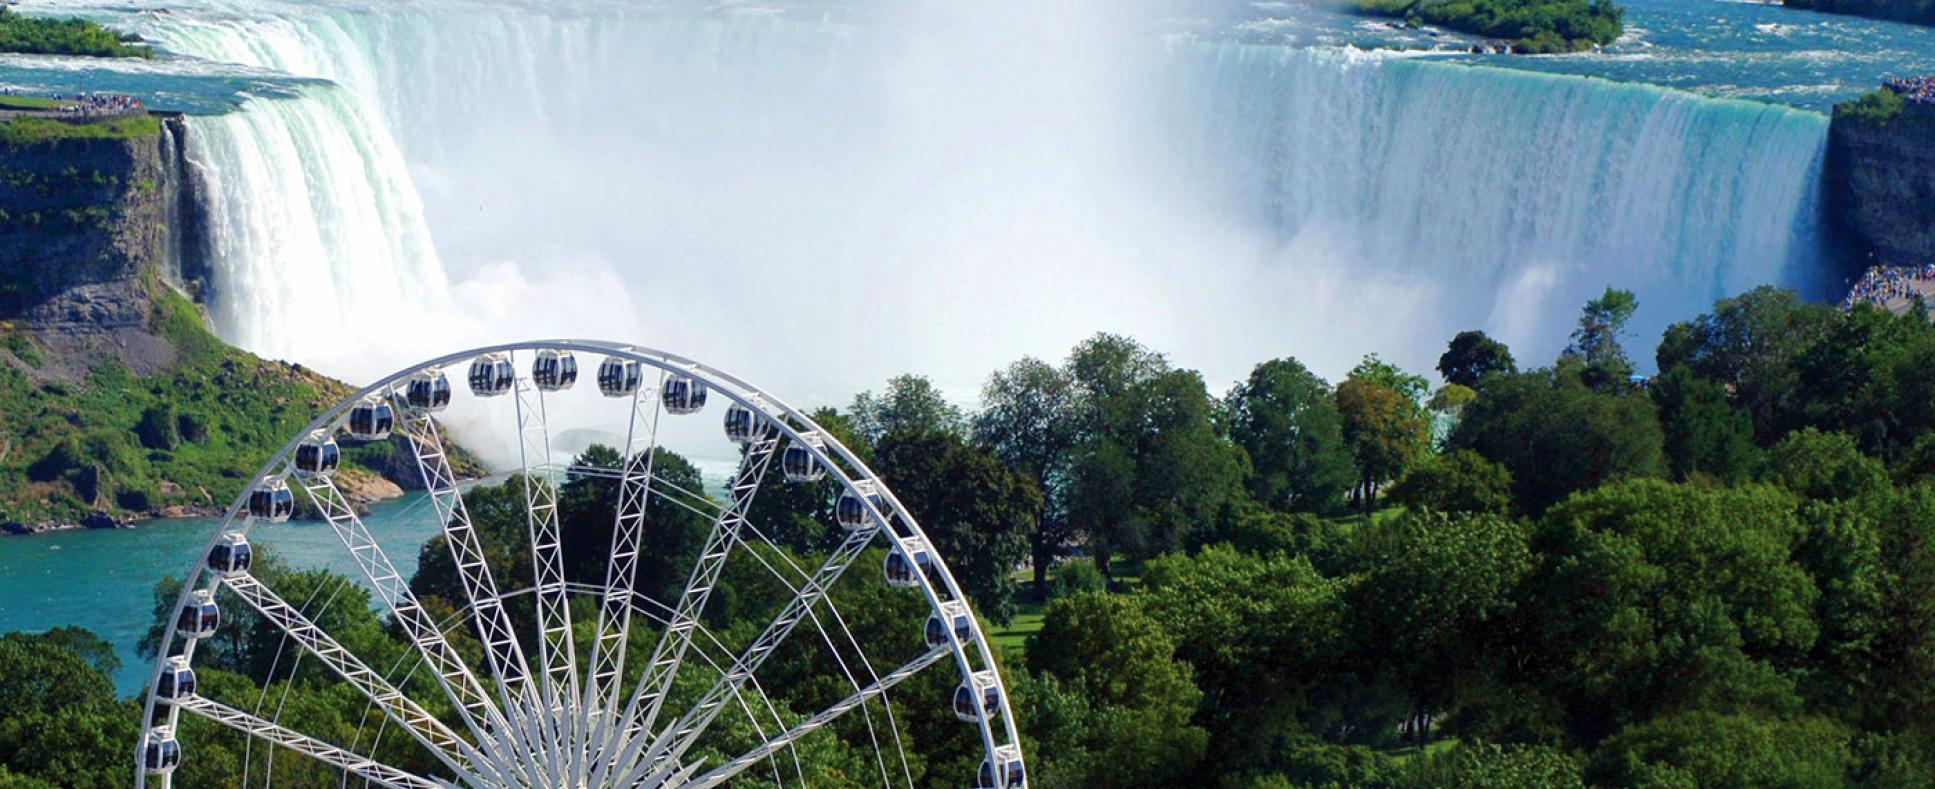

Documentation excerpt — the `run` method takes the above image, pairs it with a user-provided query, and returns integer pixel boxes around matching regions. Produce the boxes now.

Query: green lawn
[0,113,159,145]
[0,96,59,110]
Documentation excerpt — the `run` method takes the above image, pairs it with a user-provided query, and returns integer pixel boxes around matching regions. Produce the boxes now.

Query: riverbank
[1785,0,1935,28]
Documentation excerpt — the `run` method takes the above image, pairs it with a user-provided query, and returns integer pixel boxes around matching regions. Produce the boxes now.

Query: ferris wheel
[135,341,1026,789]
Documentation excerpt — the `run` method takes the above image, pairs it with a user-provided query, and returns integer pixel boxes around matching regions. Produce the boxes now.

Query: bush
[135,403,179,450]
[1052,558,1108,598]
[1387,450,1515,515]
[1836,88,1907,126]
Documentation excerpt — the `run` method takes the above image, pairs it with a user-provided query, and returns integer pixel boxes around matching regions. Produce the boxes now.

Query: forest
[4,283,1935,787]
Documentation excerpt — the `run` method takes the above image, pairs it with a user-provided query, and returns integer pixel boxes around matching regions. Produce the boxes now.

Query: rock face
[1786,0,1935,27]
[1825,101,1935,267]
[0,114,211,380]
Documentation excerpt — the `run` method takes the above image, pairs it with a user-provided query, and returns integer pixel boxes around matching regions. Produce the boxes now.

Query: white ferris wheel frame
[134,339,1027,789]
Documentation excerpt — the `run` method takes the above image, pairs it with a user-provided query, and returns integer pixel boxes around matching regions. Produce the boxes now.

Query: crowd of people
[1886,74,1935,105]
[0,87,143,118]
[1842,262,1935,311]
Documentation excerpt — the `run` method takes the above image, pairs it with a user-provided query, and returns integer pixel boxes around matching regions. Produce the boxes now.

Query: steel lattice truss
[135,341,1027,789]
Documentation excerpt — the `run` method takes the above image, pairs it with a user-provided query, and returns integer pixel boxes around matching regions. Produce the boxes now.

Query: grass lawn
[0,96,59,110]
[0,112,159,144]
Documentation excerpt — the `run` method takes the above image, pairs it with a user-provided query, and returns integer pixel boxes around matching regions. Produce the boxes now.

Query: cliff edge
[1825,95,1935,268]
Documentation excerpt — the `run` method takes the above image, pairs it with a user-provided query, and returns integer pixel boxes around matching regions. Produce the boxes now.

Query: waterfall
[142,2,1833,390]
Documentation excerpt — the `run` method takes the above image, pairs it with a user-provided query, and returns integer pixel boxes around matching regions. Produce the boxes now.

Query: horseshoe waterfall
[138,4,1833,390]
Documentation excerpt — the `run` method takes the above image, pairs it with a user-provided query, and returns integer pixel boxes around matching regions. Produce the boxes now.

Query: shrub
[1052,558,1108,598]
[1836,88,1906,126]
[135,404,179,450]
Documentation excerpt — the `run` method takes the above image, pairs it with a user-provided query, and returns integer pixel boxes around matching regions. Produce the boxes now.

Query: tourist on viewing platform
[1886,74,1935,104]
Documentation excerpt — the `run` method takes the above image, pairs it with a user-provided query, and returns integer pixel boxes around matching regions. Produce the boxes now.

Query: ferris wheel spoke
[292,472,547,787]
[169,694,451,789]
[510,367,582,780]
[218,573,508,786]
[611,523,878,787]
[679,645,951,789]
[588,432,782,787]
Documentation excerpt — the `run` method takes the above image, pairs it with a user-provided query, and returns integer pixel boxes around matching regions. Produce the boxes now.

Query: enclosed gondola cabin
[533,349,578,392]
[468,355,515,397]
[208,533,253,577]
[836,480,884,531]
[661,374,707,415]
[782,431,827,483]
[294,433,340,477]
[954,670,1002,722]
[597,356,644,398]
[247,479,294,523]
[924,602,972,650]
[977,747,1025,789]
[406,368,453,412]
[144,729,181,774]
[723,400,771,444]
[177,590,220,640]
[884,539,932,589]
[156,656,196,701]
[347,399,394,442]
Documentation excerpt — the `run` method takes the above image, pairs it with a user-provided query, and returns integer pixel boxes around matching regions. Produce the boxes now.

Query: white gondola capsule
[884,538,932,589]
[977,746,1025,789]
[207,533,254,577]
[144,728,181,774]
[597,356,644,398]
[347,398,394,442]
[294,431,340,477]
[405,367,453,411]
[468,354,515,397]
[178,589,220,640]
[955,670,1003,722]
[782,431,827,483]
[924,601,973,650]
[836,480,883,531]
[247,479,294,523]
[156,656,196,701]
[723,398,774,444]
[661,374,707,415]
[532,349,578,392]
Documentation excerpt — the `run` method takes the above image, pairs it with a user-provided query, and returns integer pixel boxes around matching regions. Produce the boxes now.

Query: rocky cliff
[1825,100,1935,268]
[1,113,212,379]
[1786,0,1935,27]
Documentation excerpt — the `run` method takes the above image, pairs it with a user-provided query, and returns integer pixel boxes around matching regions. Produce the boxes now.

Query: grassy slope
[0,289,353,525]
[0,8,151,59]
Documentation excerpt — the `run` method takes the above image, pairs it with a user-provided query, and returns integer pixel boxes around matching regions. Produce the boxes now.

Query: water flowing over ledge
[144,5,1833,385]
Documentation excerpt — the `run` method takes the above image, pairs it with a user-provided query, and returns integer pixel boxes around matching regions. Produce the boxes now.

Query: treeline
[1349,0,1625,53]
[1786,0,1935,28]
[7,284,1935,786]
[0,8,150,59]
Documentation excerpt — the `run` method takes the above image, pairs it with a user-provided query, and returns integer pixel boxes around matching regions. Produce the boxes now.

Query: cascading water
[136,1,1835,394]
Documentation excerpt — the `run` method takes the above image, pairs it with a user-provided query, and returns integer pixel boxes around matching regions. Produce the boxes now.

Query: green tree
[1028,593,1209,786]
[873,428,1038,623]
[1566,287,1639,386]
[1386,449,1514,516]
[1227,358,1353,515]
[1756,428,1890,503]
[1656,286,1832,444]
[1790,305,1935,464]
[1652,365,1757,483]
[1589,711,1854,788]
[1411,742,1585,788]
[973,357,1080,599]
[1531,481,1818,745]
[849,374,963,446]
[1451,366,1663,513]
[1437,330,1518,387]
[1335,372,1429,514]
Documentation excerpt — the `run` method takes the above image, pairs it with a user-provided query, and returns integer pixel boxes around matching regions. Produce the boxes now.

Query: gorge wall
[0,114,211,379]
[1786,0,1935,27]
[1826,100,1935,268]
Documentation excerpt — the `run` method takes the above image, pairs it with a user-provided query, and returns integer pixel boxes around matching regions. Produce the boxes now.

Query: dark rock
[80,512,119,529]
[1825,100,1935,267]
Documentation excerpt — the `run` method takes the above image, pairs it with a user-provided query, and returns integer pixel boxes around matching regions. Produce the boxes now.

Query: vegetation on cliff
[1786,0,1935,27]
[1835,86,1908,126]
[0,113,161,146]
[0,7,151,59]
[1348,0,1625,53]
